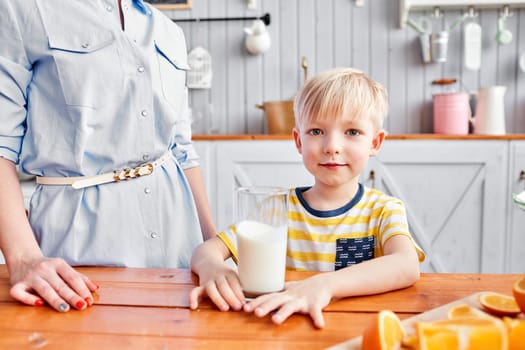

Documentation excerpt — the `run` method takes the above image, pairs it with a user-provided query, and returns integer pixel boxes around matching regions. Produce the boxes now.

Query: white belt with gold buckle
[36,151,172,189]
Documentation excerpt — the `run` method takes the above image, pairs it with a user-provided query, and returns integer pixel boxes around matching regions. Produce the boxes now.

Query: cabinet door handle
[520,170,525,181]
[367,170,376,188]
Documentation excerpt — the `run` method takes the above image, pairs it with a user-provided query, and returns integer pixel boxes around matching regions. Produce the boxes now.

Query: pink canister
[433,92,471,135]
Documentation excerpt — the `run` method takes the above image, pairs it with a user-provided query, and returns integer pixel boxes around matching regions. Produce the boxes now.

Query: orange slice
[416,318,508,350]
[361,310,406,350]
[447,303,495,320]
[503,317,525,350]
[478,292,521,317]
[512,276,525,314]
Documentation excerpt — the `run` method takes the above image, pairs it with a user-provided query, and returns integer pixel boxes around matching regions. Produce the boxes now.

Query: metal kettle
[472,86,507,135]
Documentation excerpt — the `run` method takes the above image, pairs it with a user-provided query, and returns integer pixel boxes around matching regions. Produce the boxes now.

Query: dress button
[150,232,158,239]
[144,187,151,194]
[137,66,145,73]
[142,154,150,161]
[106,5,113,12]
[81,43,90,49]
[140,110,148,118]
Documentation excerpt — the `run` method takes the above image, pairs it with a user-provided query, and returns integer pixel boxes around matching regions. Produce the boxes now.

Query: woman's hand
[9,257,99,312]
[189,263,245,312]
[243,274,333,329]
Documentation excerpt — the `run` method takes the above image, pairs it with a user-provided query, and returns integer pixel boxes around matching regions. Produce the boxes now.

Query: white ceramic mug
[236,186,288,296]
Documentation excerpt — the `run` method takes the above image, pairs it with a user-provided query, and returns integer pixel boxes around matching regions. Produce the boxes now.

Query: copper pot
[256,100,295,135]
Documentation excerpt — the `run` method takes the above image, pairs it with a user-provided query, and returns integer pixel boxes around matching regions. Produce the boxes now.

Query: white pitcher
[472,86,507,135]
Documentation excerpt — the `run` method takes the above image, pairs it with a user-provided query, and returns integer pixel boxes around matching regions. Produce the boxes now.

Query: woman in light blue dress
[0,0,216,312]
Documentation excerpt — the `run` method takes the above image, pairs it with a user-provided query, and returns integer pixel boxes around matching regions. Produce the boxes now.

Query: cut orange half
[478,292,521,317]
[447,303,495,320]
[417,318,508,350]
[512,276,525,314]
[361,310,406,350]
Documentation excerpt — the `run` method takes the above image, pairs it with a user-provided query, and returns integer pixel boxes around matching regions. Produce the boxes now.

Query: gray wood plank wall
[159,0,525,135]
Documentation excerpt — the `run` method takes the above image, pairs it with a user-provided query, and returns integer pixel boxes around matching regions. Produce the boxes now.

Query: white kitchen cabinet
[363,140,508,273]
[506,141,525,273]
[197,140,313,231]
[196,139,512,274]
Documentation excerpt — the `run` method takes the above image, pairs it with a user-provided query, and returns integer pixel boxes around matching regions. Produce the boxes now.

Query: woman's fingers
[10,275,72,311]
[9,282,46,307]
[9,258,98,311]
[55,263,97,307]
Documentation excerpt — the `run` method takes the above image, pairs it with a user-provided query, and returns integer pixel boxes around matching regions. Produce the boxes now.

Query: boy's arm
[324,234,420,298]
[189,236,245,311]
[244,234,420,328]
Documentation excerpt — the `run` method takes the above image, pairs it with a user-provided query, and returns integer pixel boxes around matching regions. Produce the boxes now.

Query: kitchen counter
[193,133,525,141]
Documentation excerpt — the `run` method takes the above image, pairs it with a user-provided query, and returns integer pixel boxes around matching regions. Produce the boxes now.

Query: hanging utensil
[464,21,482,71]
[301,56,308,84]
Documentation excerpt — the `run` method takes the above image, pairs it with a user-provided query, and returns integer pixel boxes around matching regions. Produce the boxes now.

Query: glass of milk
[236,186,288,297]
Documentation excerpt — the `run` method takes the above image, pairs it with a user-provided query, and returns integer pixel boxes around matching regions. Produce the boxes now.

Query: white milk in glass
[236,220,287,295]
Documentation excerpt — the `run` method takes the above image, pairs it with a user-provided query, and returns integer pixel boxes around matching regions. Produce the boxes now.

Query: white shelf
[400,0,525,27]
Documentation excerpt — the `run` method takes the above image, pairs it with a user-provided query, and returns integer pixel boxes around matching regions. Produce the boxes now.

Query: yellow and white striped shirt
[218,185,425,272]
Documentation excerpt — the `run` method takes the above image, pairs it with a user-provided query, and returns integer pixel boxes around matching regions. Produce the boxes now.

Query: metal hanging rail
[400,0,525,27]
[172,12,271,26]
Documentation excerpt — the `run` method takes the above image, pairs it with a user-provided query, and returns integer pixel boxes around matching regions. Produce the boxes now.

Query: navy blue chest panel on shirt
[334,236,375,270]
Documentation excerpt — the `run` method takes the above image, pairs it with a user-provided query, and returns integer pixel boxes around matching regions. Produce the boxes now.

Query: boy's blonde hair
[293,68,388,131]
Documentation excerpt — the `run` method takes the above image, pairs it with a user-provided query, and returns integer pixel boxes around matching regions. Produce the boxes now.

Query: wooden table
[0,265,521,349]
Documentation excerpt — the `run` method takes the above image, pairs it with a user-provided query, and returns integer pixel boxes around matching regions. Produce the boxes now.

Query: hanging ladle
[301,56,308,84]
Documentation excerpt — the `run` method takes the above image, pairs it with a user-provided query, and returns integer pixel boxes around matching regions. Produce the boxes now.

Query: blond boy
[190,68,425,328]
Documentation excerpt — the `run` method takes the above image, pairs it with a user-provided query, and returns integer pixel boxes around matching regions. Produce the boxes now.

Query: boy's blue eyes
[307,129,360,136]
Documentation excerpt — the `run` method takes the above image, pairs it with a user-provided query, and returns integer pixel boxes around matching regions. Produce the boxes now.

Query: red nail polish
[34,299,44,307]
[93,282,100,290]
[76,300,86,309]
[84,297,93,307]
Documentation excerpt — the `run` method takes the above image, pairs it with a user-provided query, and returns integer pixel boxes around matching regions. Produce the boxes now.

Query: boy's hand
[243,274,332,329]
[189,264,245,312]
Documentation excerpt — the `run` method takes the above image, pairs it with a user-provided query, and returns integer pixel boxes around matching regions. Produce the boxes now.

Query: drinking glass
[235,186,288,296]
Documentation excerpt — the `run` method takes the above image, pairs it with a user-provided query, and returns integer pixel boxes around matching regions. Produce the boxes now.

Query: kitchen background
[157,0,525,135]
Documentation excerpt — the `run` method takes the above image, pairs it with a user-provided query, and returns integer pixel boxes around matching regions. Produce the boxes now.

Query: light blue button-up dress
[0,0,203,268]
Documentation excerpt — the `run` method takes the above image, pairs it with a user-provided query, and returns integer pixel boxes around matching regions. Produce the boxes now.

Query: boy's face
[293,113,385,189]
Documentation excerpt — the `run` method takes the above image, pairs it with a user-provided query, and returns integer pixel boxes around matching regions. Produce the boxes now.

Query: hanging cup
[431,31,449,62]
[419,34,432,63]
